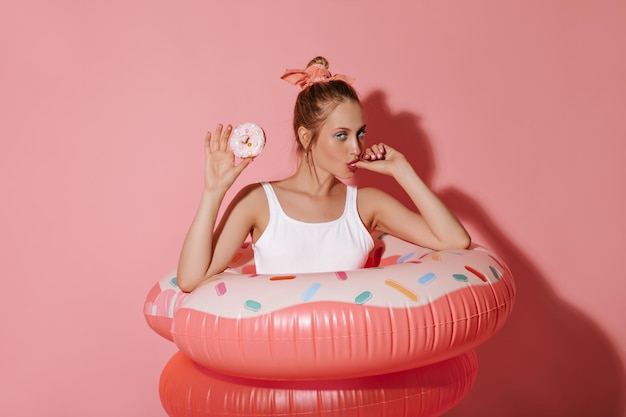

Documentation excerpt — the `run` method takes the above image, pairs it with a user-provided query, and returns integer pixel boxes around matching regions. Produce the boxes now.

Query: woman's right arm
[176,124,253,292]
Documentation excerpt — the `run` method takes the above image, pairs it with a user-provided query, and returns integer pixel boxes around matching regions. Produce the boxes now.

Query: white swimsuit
[252,182,375,274]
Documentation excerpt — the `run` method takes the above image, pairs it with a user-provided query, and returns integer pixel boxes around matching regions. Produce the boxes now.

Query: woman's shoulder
[355,186,390,200]
[230,182,267,208]
[356,186,400,214]
[355,187,389,226]
[225,183,269,229]
[235,182,264,195]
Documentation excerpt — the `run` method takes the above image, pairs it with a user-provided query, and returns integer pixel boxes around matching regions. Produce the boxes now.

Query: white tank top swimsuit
[252,182,375,275]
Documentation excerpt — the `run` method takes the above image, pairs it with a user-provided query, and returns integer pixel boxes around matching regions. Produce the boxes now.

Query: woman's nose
[350,136,363,155]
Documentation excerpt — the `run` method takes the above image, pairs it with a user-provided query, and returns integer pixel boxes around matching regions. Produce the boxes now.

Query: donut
[145,233,516,380]
[145,233,515,416]
[229,122,265,158]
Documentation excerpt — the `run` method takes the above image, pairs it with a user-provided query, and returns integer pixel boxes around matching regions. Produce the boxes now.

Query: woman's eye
[334,132,348,140]
[357,130,367,139]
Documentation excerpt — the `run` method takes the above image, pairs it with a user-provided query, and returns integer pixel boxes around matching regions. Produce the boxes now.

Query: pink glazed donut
[229,123,265,158]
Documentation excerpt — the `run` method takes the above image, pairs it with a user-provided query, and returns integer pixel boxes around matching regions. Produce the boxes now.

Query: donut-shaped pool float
[160,350,478,417]
[229,122,265,158]
[144,233,515,416]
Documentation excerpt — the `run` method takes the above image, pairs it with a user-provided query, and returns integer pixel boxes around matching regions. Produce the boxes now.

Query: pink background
[1,1,625,416]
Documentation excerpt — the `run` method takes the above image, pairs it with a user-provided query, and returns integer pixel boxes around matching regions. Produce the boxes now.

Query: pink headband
[281,64,355,89]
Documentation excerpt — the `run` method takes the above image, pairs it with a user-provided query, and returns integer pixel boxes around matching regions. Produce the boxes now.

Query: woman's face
[310,99,366,178]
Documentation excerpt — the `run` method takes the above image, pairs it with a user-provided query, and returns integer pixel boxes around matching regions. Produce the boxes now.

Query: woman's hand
[177,124,254,292]
[357,142,470,251]
[204,124,252,193]
[356,142,411,178]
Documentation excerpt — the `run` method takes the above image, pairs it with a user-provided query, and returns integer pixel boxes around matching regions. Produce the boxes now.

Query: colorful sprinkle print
[453,274,469,282]
[157,242,508,318]
[354,291,372,305]
[397,252,415,263]
[244,300,262,312]
[464,266,487,282]
[489,266,501,280]
[211,260,499,314]
[269,275,296,281]
[335,271,348,281]
[385,279,418,302]
[418,272,437,285]
[215,282,227,296]
[302,283,321,301]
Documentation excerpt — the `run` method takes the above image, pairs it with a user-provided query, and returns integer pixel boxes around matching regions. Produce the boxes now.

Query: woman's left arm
[356,143,471,250]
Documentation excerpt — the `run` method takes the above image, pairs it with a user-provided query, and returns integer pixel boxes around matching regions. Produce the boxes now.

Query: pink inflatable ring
[145,233,515,380]
[159,350,479,417]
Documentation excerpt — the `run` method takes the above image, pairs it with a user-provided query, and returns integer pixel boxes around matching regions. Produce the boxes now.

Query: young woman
[176,57,470,292]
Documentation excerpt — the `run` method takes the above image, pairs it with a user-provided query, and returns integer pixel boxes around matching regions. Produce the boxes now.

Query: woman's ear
[297,126,312,149]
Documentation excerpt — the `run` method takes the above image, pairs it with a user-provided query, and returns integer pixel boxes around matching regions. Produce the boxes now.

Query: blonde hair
[306,56,329,68]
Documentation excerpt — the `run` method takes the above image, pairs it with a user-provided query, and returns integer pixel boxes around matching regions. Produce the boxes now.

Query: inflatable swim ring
[146,233,515,379]
[160,350,479,417]
[144,232,515,415]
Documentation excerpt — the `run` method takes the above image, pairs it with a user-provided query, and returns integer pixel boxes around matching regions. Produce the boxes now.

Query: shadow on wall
[358,90,626,417]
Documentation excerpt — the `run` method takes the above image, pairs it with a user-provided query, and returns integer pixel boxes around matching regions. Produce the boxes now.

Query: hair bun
[306,56,329,69]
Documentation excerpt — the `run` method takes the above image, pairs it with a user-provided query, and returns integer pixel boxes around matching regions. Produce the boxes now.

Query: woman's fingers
[204,130,212,156]
[206,124,220,153]
[362,142,387,160]
[234,156,253,175]
[206,124,233,154]
[218,124,232,152]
